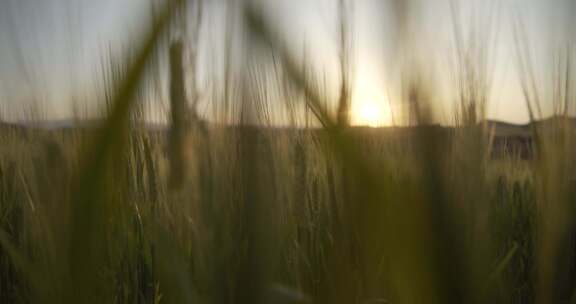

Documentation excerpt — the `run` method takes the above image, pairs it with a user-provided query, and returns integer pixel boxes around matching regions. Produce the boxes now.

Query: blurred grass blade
[67,0,183,301]
[244,3,335,128]
[489,242,518,282]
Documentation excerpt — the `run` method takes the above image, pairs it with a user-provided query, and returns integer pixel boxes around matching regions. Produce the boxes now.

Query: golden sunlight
[351,70,390,127]
[352,101,387,127]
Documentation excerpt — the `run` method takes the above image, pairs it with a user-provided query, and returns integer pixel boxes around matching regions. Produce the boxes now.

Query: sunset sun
[353,101,386,127]
[351,75,390,127]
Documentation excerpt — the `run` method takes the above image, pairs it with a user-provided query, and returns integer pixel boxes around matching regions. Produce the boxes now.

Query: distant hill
[3,116,575,135]
[485,120,531,137]
[483,116,576,159]
[2,116,575,160]
[485,116,576,137]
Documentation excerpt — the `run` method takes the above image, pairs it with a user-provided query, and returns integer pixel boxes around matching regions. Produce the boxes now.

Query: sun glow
[351,71,391,127]
[352,101,386,127]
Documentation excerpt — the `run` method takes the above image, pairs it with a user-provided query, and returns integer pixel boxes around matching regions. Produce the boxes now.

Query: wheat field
[0,0,575,303]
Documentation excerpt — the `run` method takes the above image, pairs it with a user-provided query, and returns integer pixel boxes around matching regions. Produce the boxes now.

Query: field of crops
[1,0,576,303]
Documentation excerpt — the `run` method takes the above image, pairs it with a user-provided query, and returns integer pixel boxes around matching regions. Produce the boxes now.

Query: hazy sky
[0,0,574,124]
